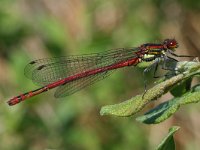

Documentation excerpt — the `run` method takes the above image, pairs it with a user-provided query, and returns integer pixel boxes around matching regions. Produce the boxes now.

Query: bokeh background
[0,0,200,150]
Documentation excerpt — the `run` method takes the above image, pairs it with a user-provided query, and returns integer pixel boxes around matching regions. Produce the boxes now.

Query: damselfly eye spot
[37,65,46,70]
[164,39,178,49]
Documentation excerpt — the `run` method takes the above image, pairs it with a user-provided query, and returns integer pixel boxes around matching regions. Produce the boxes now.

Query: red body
[7,39,178,106]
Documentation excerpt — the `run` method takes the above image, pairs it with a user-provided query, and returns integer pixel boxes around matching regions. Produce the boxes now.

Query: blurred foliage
[155,126,180,150]
[0,0,200,150]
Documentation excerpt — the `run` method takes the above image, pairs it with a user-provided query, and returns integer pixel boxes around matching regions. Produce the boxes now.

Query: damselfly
[8,39,187,106]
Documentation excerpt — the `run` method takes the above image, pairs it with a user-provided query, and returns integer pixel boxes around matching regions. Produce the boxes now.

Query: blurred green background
[0,0,200,150]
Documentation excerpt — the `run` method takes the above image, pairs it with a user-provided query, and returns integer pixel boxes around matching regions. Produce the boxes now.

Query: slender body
[8,39,179,106]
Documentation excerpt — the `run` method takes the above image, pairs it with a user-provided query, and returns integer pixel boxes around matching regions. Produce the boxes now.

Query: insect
[8,39,186,106]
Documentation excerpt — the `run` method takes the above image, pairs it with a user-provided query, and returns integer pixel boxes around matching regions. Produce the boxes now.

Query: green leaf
[100,61,200,118]
[170,78,192,97]
[155,126,180,150]
[136,84,200,124]
[136,99,179,124]
[100,74,185,117]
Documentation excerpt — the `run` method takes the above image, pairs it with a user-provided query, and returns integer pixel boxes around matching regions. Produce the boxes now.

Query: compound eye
[170,42,174,46]
[169,39,178,48]
[171,40,175,45]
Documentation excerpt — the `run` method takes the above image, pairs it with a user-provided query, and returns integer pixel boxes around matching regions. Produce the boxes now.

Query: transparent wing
[24,47,138,86]
[54,70,113,97]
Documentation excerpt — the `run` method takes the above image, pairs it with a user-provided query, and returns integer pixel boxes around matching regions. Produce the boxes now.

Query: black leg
[143,69,148,94]
[161,56,178,71]
[168,50,195,58]
[142,59,160,98]
[160,56,183,79]
[153,61,160,78]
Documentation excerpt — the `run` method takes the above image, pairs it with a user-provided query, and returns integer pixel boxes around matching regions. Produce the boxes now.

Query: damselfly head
[163,39,179,50]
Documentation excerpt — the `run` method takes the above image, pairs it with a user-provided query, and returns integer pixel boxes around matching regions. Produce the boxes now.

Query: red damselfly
[8,39,185,106]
